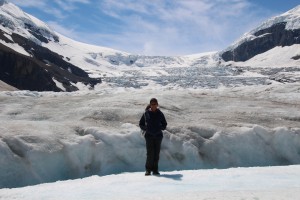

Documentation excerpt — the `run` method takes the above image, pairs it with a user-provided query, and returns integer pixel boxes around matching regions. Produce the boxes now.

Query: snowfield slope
[0,80,16,91]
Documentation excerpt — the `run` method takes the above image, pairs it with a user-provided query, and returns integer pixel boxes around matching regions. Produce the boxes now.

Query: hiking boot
[145,171,151,176]
[153,171,160,175]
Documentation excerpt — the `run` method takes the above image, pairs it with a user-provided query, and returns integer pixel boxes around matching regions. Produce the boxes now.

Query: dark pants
[145,136,162,172]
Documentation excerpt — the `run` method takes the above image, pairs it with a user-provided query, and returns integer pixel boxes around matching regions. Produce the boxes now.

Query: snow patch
[52,78,65,91]
[0,39,30,56]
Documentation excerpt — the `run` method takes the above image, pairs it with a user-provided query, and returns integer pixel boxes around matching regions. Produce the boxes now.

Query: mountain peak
[288,5,300,14]
[220,5,300,62]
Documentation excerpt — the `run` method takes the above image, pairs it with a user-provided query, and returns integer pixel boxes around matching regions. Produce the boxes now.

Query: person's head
[150,98,158,111]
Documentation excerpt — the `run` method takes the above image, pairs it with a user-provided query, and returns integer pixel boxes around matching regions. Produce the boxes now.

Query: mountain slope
[221,5,300,62]
[0,1,101,91]
[0,79,16,91]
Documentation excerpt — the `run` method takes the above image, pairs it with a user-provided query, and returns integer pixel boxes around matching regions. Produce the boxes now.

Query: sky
[8,0,300,56]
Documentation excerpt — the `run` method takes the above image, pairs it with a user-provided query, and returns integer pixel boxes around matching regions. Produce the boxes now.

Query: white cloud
[92,0,265,55]
[9,0,66,19]
[53,0,90,11]
[47,21,79,39]
[9,0,47,7]
[10,0,90,12]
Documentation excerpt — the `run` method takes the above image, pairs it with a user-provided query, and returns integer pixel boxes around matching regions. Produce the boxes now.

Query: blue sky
[9,0,300,56]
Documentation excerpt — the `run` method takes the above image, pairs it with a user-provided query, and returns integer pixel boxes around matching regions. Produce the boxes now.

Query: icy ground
[1,68,300,200]
[0,165,300,200]
[0,82,300,190]
[100,64,300,89]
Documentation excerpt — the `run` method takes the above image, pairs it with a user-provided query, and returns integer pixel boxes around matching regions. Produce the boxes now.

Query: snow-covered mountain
[0,1,104,91]
[221,5,300,63]
[0,1,299,92]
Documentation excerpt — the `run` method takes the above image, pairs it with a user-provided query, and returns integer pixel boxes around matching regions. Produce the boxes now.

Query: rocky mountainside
[0,1,101,91]
[221,6,300,62]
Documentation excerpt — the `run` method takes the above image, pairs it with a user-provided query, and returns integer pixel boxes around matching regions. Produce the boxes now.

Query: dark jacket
[139,109,167,138]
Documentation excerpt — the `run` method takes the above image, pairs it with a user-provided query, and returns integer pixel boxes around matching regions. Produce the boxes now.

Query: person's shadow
[158,174,183,181]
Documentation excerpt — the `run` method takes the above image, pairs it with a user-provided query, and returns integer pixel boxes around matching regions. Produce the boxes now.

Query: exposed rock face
[221,23,300,62]
[0,31,101,92]
[0,47,60,91]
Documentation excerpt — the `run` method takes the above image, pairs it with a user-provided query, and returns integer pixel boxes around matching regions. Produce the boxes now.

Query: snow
[43,32,217,78]
[234,44,300,68]
[0,2,57,43]
[0,84,300,192]
[52,78,66,92]
[0,39,31,56]
[0,80,17,91]
[0,165,300,200]
[268,5,300,30]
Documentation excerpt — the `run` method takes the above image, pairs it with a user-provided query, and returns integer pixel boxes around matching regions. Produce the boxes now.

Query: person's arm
[139,113,147,131]
[161,112,167,130]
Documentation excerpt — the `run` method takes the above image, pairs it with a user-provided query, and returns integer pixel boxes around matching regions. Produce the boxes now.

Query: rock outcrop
[0,31,101,91]
[221,22,300,62]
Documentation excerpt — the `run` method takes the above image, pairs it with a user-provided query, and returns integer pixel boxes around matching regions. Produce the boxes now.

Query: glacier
[0,83,300,188]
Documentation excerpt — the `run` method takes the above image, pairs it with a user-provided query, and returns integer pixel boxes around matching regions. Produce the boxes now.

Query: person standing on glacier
[139,98,167,176]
